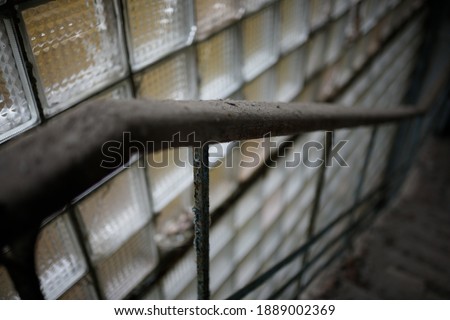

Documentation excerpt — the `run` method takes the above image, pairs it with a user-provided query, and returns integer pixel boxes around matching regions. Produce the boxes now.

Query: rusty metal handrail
[1,55,449,247]
[0,58,448,299]
[0,100,421,244]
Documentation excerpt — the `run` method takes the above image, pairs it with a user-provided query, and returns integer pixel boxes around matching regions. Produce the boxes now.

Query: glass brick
[154,185,193,251]
[210,212,234,259]
[241,0,274,14]
[276,47,305,102]
[146,147,192,213]
[0,20,39,143]
[123,0,195,70]
[197,27,242,99]
[234,213,261,261]
[295,76,319,102]
[258,219,283,264]
[141,284,162,300]
[95,224,159,300]
[91,80,133,100]
[309,0,331,30]
[234,245,261,288]
[360,0,377,33]
[175,278,196,299]
[237,138,270,180]
[210,239,234,292]
[195,0,242,39]
[325,14,349,65]
[243,67,275,101]
[241,5,277,80]
[233,178,263,228]
[209,142,233,166]
[20,0,127,116]
[36,213,87,299]
[261,188,284,230]
[59,275,98,299]
[210,159,237,211]
[134,49,197,100]
[331,0,350,18]
[279,0,309,52]
[161,250,196,299]
[305,30,327,79]
[76,165,151,260]
[317,63,339,101]
[0,265,19,300]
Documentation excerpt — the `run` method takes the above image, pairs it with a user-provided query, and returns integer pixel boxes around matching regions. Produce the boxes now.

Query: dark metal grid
[0,0,442,302]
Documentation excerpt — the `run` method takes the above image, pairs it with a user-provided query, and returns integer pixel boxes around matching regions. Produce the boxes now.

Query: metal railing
[0,54,449,299]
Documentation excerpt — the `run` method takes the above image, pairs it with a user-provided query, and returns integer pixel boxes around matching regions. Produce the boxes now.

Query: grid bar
[193,145,210,300]
[1,230,43,299]
[0,59,449,249]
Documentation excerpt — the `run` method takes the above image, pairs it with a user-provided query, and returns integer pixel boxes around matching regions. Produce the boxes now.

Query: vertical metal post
[68,209,105,300]
[299,131,333,293]
[354,127,378,203]
[348,126,378,248]
[193,144,210,300]
[1,230,44,299]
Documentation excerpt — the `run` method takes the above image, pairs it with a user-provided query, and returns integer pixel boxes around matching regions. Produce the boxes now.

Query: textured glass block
[209,142,233,166]
[258,219,283,263]
[279,0,309,52]
[195,0,242,39]
[276,47,305,102]
[147,147,192,213]
[134,49,197,100]
[325,14,348,65]
[317,62,339,101]
[20,0,127,116]
[352,36,369,71]
[234,246,260,288]
[161,250,196,299]
[141,284,162,300]
[0,20,39,143]
[95,225,158,300]
[335,48,354,88]
[309,0,331,30]
[331,0,350,18]
[241,0,274,13]
[243,67,275,101]
[210,213,234,259]
[233,178,263,228]
[238,138,270,180]
[261,188,284,230]
[212,276,234,299]
[305,30,326,78]
[210,239,234,292]
[59,275,98,299]
[242,5,277,80]
[0,265,19,300]
[360,0,377,33]
[124,0,195,70]
[92,80,133,100]
[76,166,151,260]
[234,212,261,261]
[154,185,193,251]
[296,76,319,102]
[175,278,196,299]
[197,27,242,99]
[36,214,87,299]
[282,179,314,235]
[210,160,237,211]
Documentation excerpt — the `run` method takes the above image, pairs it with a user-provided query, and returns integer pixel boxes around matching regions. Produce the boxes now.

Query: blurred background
[0,0,449,300]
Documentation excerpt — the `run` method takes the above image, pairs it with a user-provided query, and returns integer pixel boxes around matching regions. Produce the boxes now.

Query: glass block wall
[0,0,425,299]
